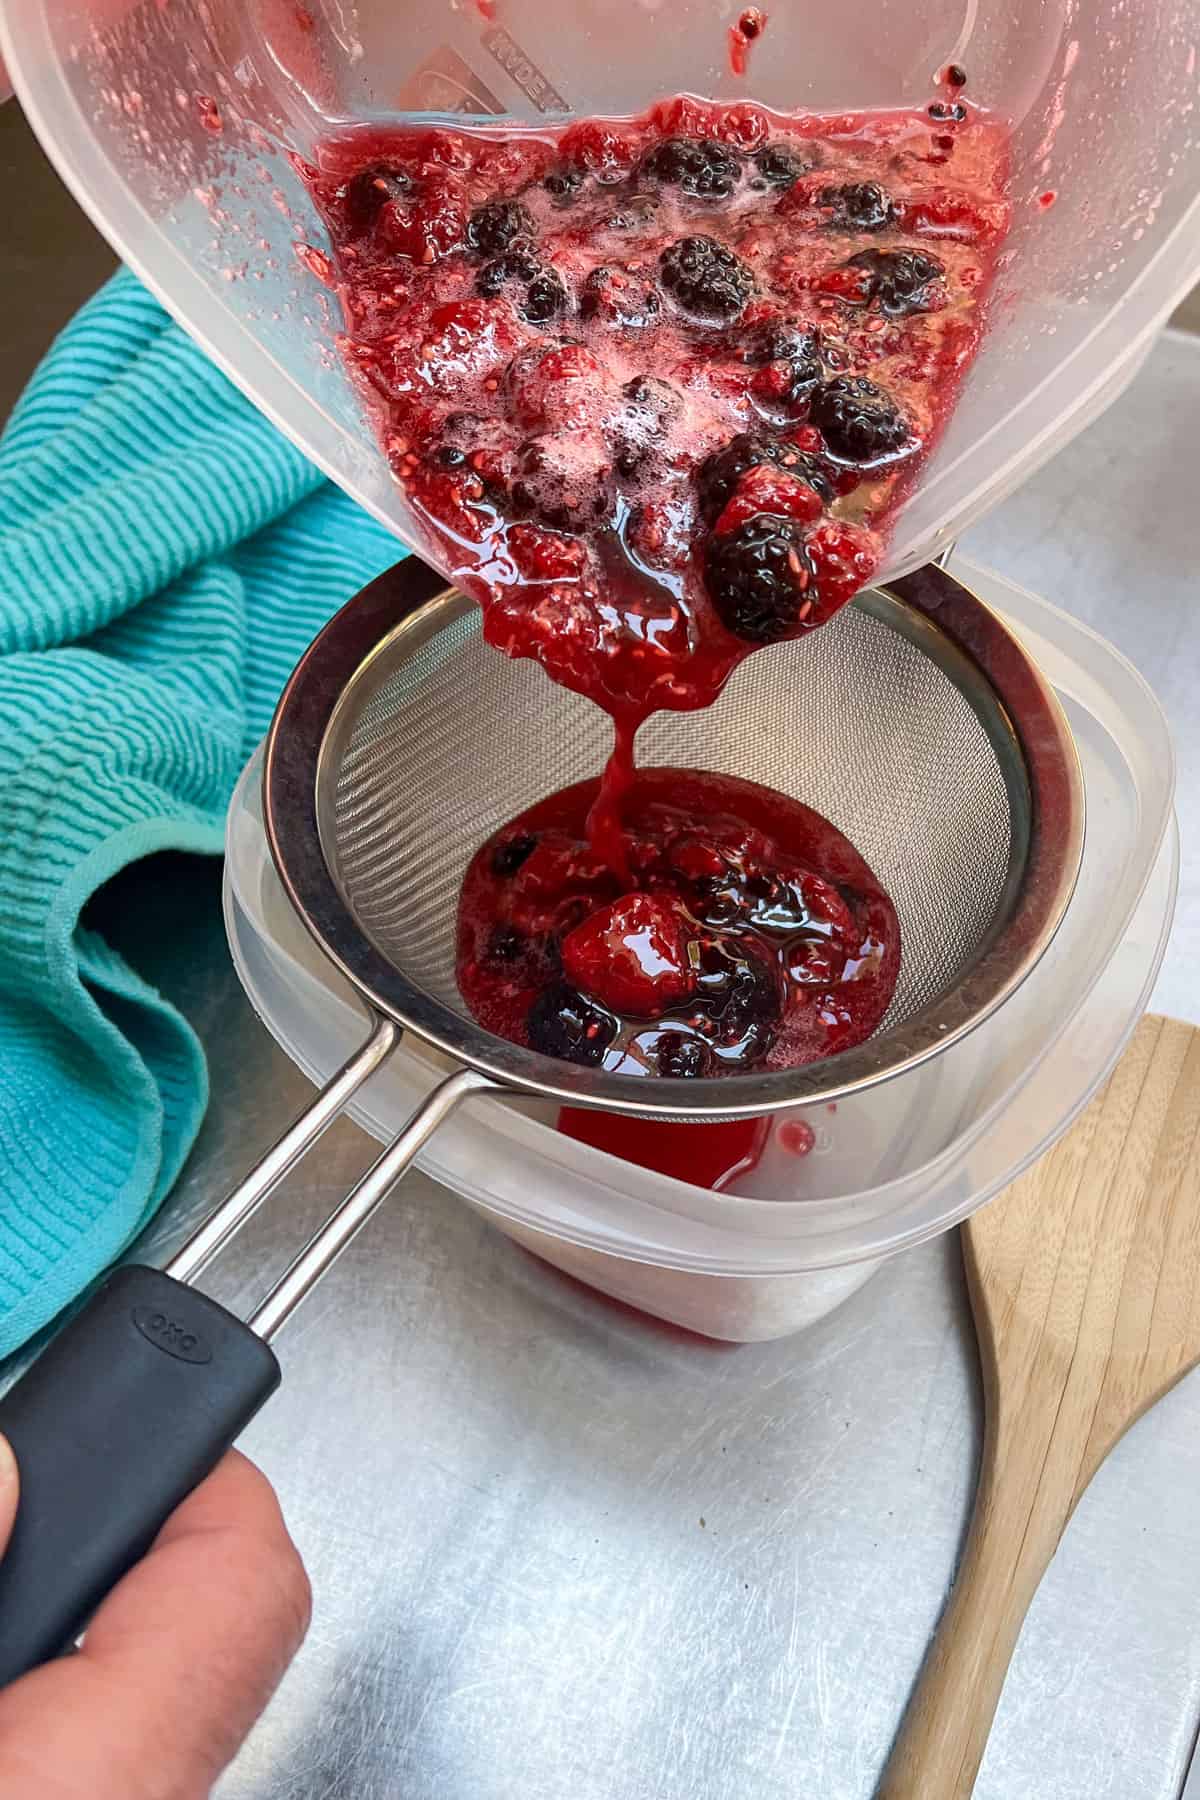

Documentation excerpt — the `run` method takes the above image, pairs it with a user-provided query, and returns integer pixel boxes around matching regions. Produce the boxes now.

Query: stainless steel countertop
[5,105,1200,1800]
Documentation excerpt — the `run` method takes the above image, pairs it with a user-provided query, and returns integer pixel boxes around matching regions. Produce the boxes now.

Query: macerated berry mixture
[302,95,1010,723]
[457,768,900,1078]
[302,96,1007,1082]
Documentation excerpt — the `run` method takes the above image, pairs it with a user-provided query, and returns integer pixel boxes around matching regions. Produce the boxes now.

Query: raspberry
[558,120,635,182]
[660,236,754,322]
[820,181,896,231]
[407,463,496,542]
[467,199,534,256]
[491,832,538,877]
[579,265,662,331]
[526,982,618,1065]
[810,376,913,464]
[508,343,608,431]
[897,187,1008,243]
[752,143,810,189]
[846,247,945,315]
[416,299,519,389]
[719,103,771,150]
[656,1032,713,1078]
[640,136,741,199]
[505,523,588,583]
[804,518,878,612]
[712,462,825,535]
[697,432,832,520]
[703,514,818,642]
[625,499,692,570]
[562,893,694,1016]
[476,250,567,324]
[376,176,468,261]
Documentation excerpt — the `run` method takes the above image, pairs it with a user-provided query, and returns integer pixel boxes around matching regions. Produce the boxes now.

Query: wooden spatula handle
[877,1405,1072,1799]
[881,1015,1200,1798]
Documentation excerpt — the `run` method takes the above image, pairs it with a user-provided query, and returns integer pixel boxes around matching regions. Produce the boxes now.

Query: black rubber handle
[0,1264,280,1685]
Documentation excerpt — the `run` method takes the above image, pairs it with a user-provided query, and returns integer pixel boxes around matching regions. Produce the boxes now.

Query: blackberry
[476,250,568,324]
[544,162,586,203]
[527,982,618,1066]
[444,410,485,438]
[579,265,662,331]
[467,199,535,257]
[623,374,680,413]
[735,319,819,369]
[704,514,818,643]
[485,925,526,965]
[928,100,968,122]
[694,935,782,1052]
[344,165,414,233]
[660,236,754,323]
[847,247,944,316]
[491,832,537,877]
[734,319,823,418]
[512,436,615,531]
[697,432,833,521]
[656,1032,713,1079]
[820,181,896,231]
[604,194,659,234]
[640,136,741,199]
[614,375,681,477]
[741,871,811,934]
[752,143,810,189]
[810,376,912,464]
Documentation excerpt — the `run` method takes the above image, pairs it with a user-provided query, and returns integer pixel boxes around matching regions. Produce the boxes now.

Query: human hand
[0,1433,310,1800]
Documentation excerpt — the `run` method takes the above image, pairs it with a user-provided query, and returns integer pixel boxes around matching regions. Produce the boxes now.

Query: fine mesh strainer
[0,556,1083,1683]
[266,553,1082,1126]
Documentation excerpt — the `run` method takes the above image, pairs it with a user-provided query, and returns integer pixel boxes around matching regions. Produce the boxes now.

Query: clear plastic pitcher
[2,0,1198,577]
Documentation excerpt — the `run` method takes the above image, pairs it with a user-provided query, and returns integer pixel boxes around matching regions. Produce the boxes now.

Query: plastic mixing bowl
[222,558,1176,1339]
[1,0,1198,578]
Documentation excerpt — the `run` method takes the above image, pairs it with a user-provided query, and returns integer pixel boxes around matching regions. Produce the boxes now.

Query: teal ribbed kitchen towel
[0,267,398,1357]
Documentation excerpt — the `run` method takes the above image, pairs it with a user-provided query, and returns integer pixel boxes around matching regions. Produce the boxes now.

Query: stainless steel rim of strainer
[260,556,1085,1123]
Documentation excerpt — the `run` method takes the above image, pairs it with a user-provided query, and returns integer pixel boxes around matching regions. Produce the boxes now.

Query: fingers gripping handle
[0,1265,279,1686]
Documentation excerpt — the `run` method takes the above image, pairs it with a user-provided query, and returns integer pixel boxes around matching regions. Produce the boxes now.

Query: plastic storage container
[2,0,1199,581]
[224,558,1176,1339]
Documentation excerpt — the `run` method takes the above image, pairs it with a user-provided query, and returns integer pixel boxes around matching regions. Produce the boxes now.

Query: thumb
[0,1435,18,1558]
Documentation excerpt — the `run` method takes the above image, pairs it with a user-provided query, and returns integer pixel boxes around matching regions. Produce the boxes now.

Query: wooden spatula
[878,1012,1200,1800]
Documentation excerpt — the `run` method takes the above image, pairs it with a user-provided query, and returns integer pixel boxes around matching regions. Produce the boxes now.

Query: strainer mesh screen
[331,602,1013,1037]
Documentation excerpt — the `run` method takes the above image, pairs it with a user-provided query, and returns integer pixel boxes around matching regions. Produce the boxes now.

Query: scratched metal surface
[74,330,1194,1799]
